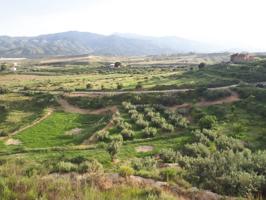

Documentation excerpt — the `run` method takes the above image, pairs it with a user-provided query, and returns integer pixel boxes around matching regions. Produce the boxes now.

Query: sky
[0,0,266,51]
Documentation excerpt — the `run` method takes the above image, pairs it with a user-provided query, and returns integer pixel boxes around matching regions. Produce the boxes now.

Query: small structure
[109,63,115,68]
[108,62,122,68]
[230,53,255,63]
[10,63,17,72]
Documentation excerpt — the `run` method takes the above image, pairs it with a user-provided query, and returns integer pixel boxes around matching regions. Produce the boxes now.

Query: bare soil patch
[135,145,154,153]
[65,128,83,136]
[57,98,117,115]
[197,91,240,107]
[5,139,21,145]
[169,91,240,111]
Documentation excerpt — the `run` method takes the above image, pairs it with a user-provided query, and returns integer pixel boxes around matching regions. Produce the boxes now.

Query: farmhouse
[230,53,254,63]
[108,62,122,68]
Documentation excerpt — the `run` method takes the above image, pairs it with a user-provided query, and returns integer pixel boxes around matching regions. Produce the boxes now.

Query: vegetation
[1,55,266,199]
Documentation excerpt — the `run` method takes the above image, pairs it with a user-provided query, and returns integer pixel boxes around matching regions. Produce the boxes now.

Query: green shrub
[122,101,135,110]
[116,83,123,90]
[54,161,77,173]
[86,83,93,89]
[117,121,132,130]
[70,156,87,164]
[161,123,174,132]
[199,115,217,130]
[0,87,9,94]
[0,131,7,137]
[119,166,134,178]
[135,82,143,90]
[143,127,157,138]
[131,157,158,171]
[135,118,149,128]
[106,138,123,161]
[78,160,103,174]
[183,143,210,158]
[160,167,178,181]
[121,129,135,140]
[95,130,109,142]
[159,149,180,163]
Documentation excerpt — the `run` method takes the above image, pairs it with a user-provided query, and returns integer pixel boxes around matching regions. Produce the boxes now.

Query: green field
[14,112,109,148]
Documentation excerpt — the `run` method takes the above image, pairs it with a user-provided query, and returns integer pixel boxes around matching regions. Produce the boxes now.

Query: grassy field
[0,93,50,134]
[14,112,109,148]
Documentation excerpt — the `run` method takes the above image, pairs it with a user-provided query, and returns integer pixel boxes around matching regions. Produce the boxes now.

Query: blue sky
[0,0,266,51]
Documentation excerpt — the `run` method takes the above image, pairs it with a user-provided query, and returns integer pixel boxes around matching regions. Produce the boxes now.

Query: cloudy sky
[0,0,265,51]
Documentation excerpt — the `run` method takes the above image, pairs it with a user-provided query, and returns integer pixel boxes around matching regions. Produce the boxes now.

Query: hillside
[0,31,223,58]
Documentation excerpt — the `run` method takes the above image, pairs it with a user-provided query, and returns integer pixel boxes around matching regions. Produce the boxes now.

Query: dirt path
[0,108,53,141]
[169,91,240,111]
[68,84,238,96]
[57,98,117,115]
[17,83,241,97]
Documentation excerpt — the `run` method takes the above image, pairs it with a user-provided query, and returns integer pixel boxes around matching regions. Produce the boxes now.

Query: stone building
[230,53,255,63]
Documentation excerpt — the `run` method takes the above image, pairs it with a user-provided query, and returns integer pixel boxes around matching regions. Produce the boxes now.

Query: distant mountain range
[0,31,229,58]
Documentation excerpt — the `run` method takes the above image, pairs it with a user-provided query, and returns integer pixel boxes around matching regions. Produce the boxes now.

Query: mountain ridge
[0,31,226,58]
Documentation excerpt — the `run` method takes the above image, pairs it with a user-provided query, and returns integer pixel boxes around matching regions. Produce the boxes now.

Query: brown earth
[169,91,240,111]
[135,145,154,152]
[5,138,22,145]
[43,172,231,200]
[57,97,117,115]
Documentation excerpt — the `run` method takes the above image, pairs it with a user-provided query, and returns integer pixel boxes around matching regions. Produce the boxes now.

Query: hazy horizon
[1,0,266,51]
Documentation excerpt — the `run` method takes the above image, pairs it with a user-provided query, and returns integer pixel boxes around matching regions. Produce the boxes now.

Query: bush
[183,143,210,158]
[78,160,103,174]
[0,131,7,137]
[106,138,123,161]
[86,83,93,89]
[119,166,134,178]
[215,135,244,152]
[199,115,217,130]
[95,130,109,142]
[54,161,77,173]
[121,129,135,140]
[135,118,149,128]
[143,127,157,138]
[203,90,231,101]
[160,167,178,181]
[159,149,180,163]
[128,109,138,116]
[0,87,9,94]
[161,123,174,132]
[135,82,143,90]
[116,83,123,90]
[69,156,87,164]
[122,101,135,110]
[117,121,132,130]
[131,157,157,171]
[0,105,7,112]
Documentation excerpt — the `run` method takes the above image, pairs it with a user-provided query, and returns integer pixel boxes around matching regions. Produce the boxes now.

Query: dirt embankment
[57,98,117,115]
[170,91,240,111]
[43,172,230,200]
